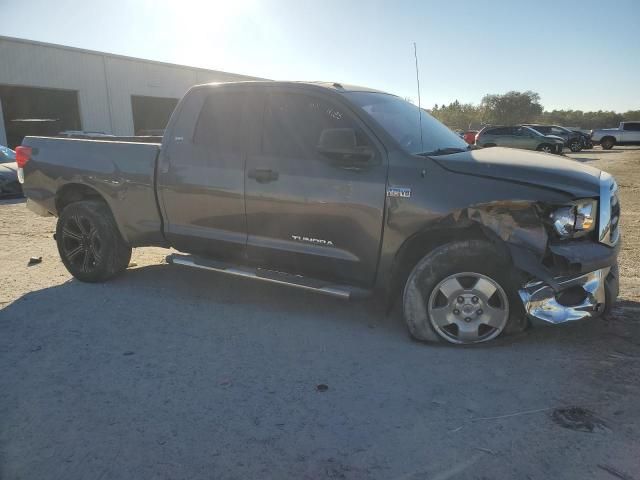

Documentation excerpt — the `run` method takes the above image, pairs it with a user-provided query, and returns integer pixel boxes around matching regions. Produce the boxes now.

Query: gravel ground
[1,148,639,480]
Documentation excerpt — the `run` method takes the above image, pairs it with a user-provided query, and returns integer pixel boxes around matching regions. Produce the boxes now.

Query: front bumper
[518,265,618,324]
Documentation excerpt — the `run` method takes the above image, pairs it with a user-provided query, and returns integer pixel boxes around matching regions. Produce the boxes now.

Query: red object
[463,130,478,145]
[15,146,32,168]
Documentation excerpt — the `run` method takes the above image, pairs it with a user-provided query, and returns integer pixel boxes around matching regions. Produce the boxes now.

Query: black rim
[61,215,102,273]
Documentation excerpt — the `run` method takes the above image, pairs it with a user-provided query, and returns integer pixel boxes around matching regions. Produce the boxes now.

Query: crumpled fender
[449,200,563,290]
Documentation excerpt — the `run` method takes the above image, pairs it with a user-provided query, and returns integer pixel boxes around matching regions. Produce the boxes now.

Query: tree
[429,100,482,129]
[480,91,543,125]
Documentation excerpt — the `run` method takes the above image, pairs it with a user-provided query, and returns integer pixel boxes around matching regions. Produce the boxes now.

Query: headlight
[550,199,597,238]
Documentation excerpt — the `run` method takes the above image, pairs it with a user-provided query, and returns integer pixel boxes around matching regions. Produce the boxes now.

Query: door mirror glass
[317,128,374,163]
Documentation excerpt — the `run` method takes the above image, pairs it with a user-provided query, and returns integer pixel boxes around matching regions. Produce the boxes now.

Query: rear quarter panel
[22,137,164,246]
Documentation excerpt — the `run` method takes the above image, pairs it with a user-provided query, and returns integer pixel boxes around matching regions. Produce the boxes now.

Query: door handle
[248,168,279,183]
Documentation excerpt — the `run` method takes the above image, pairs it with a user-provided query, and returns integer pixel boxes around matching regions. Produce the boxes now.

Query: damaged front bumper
[518,265,619,324]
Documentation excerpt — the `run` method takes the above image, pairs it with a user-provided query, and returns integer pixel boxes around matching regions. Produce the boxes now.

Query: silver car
[476,126,565,154]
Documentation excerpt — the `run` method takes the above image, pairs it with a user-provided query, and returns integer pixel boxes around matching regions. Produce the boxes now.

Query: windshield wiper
[418,147,469,156]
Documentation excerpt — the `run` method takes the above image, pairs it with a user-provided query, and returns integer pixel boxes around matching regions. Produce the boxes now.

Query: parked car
[463,130,478,145]
[475,125,565,154]
[591,121,640,149]
[18,81,620,345]
[0,145,22,198]
[523,124,584,152]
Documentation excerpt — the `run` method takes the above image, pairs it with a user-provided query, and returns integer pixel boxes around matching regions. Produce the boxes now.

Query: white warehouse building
[0,35,261,148]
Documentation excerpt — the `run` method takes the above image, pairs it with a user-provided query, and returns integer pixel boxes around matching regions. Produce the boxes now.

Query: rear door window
[193,92,246,153]
[486,127,509,136]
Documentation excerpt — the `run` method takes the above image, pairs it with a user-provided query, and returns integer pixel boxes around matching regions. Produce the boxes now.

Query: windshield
[0,145,16,163]
[344,92,469,155]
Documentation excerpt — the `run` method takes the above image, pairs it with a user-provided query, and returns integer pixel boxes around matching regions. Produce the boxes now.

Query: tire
[569,141,582,152]
[402,240,527,345]
[601,137,615,150]
[56,200,132,282]
[536,143,553,153]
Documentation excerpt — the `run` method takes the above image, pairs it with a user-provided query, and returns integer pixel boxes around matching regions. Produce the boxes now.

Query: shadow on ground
[1,263,640,479]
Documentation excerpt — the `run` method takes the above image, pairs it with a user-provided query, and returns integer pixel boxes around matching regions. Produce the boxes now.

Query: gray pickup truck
[18,81,620,345]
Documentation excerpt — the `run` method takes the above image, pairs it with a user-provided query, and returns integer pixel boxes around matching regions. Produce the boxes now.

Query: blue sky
[2,0,639,111]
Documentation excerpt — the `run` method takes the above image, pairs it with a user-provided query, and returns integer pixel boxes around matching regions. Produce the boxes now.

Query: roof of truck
[199,80,391,95]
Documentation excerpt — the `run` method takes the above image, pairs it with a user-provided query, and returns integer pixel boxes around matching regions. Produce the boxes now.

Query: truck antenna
[413,42,424,152]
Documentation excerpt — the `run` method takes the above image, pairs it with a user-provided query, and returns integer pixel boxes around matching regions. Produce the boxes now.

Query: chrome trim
[518,268,609,324]
[599,171,619,246]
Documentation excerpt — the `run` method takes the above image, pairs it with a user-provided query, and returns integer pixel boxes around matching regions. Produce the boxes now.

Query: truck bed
[22,136,165,246]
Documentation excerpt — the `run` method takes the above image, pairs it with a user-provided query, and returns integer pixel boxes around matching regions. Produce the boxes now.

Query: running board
[166,254,369,300]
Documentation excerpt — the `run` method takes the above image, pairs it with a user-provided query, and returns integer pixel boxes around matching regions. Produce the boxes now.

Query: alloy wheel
[428,272,509,344]
[61,215,102,273]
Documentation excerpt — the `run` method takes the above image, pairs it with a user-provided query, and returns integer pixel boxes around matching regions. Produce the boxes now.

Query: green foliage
[430,100,480,130]
[429,90,638,130]
[480,91,543,125]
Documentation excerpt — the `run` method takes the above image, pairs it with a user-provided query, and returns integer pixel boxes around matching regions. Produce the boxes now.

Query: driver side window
[262,92,371,161]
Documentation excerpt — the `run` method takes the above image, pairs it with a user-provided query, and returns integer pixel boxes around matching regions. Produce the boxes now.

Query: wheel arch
[55,183,130,244]
[388,223,513,304]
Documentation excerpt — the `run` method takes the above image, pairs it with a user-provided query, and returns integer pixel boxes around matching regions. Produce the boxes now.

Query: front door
[244,89,387,287]
[157,89,249,260]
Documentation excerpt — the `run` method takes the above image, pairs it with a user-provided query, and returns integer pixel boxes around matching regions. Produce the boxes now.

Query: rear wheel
[601,137,615,150]
[402,240,527,345]
[56,200,132,282]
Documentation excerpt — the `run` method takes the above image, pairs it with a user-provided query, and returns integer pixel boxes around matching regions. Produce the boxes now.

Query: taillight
[15,146,32,168]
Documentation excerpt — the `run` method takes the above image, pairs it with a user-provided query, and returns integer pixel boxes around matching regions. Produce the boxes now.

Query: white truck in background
[591,121,640,149]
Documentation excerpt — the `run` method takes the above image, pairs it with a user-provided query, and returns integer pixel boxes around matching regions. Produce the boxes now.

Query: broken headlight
[550,199,597,238]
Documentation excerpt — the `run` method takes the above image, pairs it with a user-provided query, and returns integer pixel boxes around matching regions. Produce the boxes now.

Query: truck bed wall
[22,136,165,246]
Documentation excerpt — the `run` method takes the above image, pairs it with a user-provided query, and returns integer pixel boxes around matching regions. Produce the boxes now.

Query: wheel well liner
[55,183,107,214]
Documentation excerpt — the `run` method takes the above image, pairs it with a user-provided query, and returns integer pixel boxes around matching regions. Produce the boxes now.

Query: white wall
[0,36,260,139]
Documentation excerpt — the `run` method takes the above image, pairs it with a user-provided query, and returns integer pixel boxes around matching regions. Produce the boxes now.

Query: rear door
[157,88,249,260]
[494,127,516,147]
[244,88,387,287]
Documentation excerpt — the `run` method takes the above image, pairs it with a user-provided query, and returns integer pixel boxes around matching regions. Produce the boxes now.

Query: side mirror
[317,128,374,164]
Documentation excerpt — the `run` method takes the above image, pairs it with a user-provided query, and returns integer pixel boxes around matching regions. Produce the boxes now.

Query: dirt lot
[1,148,639,480]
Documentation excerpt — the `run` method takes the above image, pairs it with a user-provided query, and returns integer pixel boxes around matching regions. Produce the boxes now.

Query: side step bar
[166,254,369,300]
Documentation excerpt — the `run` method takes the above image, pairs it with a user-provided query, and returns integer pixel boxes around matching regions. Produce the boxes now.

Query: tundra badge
[291,235,334,246]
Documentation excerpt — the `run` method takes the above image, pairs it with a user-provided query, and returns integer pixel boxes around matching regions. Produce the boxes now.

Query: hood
[432,147,601,197]
[0,161,18,177]
[544,135,565,142]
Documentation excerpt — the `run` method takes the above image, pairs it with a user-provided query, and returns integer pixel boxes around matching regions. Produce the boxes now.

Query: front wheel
[601,137,615,150]
[569,141,582,152]
[537,143,553,153]
[56,200,132,282]
[402,240,527,345]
